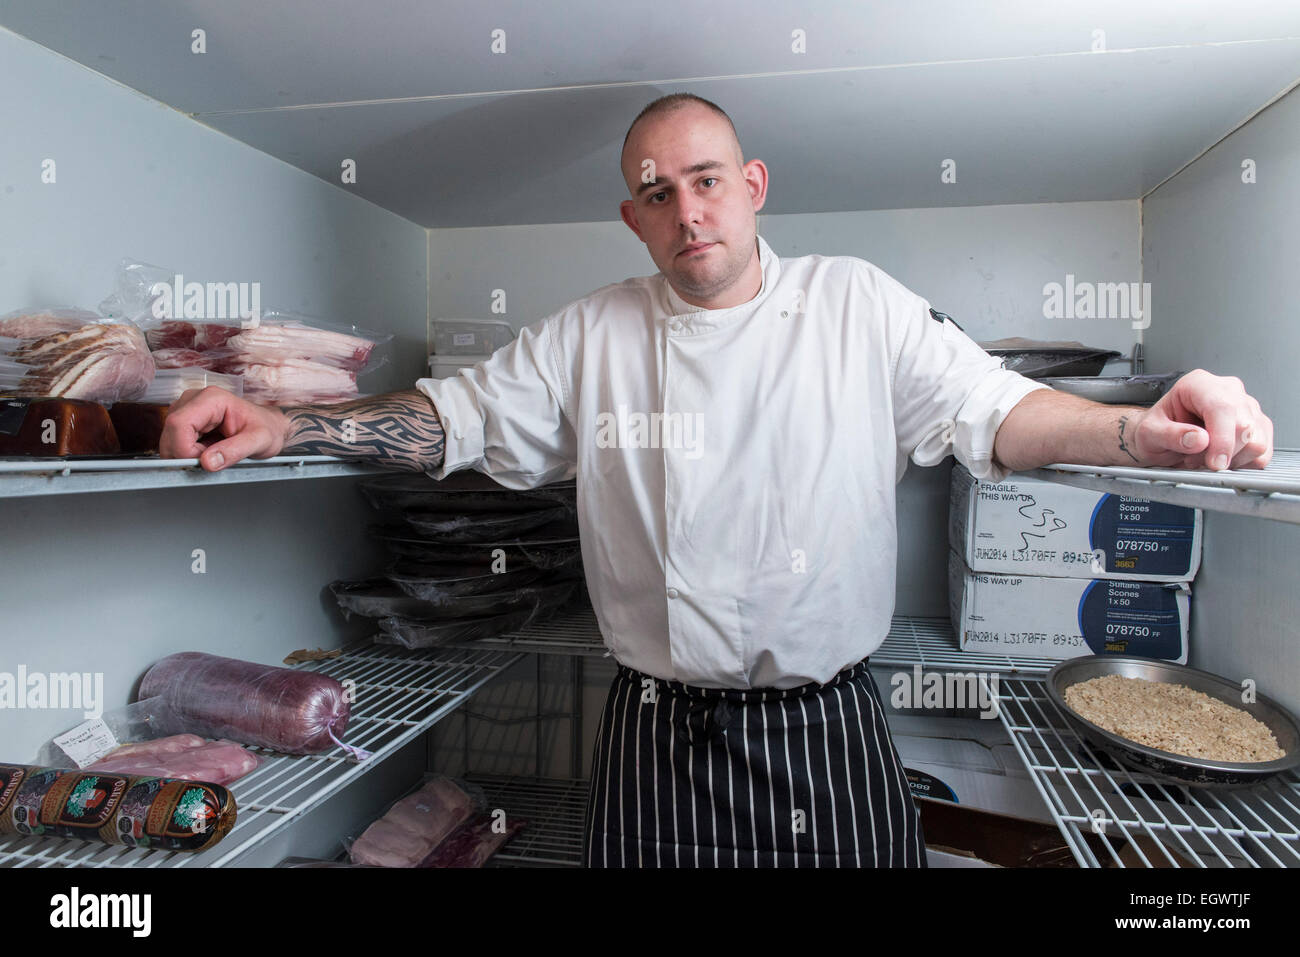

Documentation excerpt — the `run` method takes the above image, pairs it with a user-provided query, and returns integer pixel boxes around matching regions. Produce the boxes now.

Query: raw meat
[88,736,260,786]
[0,312,89,338]
[421,813,525,868]
[150,347,222,369]
[217,357,358,404]
[225,321,375,371]
[349,776,476,867]
[144,320,241,352]
[0,398,120,456]
[139,652,354,755]
[100,733,206,757]
[2,321,154,402]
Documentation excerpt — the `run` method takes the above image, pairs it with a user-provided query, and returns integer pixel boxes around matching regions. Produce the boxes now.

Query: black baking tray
[385,560,554,599]
[372,583,578,649]
[331,577,580,621]
[371,530,582,568]
[400,504,577,543]
[360,472,575,512]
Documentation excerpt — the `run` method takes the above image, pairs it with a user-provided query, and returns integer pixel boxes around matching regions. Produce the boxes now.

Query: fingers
[199,426,278,472]
[1135,404,1207,462]
[1230,411,1273,470]
[158,387,233,459]
[1165,371,1271,472]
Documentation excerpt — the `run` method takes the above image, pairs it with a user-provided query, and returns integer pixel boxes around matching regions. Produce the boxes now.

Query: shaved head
[621,93,744,173]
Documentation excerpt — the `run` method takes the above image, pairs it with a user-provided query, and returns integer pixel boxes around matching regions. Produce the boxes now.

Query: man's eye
[649,191,667,203]
[701,177,717,188]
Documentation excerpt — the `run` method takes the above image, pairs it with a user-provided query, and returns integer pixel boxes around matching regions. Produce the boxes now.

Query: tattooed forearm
[279,389,446,472]
[1117,414,1141,465]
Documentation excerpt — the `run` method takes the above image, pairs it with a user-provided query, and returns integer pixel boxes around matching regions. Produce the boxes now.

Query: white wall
[1143,86,1300,713]
[0,27,427,760]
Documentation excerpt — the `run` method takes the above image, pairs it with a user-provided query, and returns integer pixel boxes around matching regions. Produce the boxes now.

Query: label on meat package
[0,764,237,852]
[0,765,27,819]
[0,397,31,436]
[43,772,127,831]
[53,718,121,768]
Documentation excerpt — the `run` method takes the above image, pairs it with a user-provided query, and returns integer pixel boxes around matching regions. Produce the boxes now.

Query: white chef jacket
[415,235,1049,689]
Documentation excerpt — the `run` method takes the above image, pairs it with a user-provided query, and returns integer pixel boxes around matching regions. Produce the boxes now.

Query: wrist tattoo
[281,389,446,473]
[1117,414,1141,465]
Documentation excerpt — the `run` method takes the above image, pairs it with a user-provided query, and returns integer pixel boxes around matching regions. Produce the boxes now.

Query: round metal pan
[401,504,576,542]
[1045,656,1300,789]
[1039,372,1182,406]
[373,582,578,649]
[985,348,1122,378]
[385,560,550,599]
[371,532,582,570]
[331,577,579,621]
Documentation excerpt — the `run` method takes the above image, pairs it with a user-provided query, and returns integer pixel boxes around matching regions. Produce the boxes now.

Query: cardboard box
[949,463,1202,581]
[883,712,1056,825]
[948,550,1190,662]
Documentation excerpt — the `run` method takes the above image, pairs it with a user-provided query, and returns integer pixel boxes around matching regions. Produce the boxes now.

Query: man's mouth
[678,242,715,257]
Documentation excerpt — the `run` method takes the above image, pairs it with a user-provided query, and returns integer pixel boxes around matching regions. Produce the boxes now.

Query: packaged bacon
[0,307,155,403]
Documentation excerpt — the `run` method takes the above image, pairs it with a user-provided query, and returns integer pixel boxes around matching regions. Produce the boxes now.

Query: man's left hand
[1133,369,1273,471]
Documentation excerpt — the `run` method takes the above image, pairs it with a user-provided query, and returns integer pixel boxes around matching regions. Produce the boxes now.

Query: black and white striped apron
[582,656,926,868]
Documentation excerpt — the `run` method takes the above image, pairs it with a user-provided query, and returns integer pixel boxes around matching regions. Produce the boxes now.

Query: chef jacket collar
[660,234,780,330]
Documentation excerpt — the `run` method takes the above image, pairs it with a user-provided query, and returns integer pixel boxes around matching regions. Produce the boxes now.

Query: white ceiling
[3,0,1299,228]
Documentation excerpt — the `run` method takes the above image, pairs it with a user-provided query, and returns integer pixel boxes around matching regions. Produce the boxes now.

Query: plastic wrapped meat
[0,316,154,402]
[349,776,477,867]
[139,652,355,755]
[149,346,224,370]
[0,763,237,852]
[216,357,358,404]
[224,321,376,371]
[87,735,261,786]
[144,320,241,352]
[421,813,525,868]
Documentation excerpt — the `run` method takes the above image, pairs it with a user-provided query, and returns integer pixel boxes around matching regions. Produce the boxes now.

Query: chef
[161,93,1274,869]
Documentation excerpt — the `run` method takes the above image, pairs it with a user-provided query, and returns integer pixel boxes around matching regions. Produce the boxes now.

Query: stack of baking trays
[330,472,586,649]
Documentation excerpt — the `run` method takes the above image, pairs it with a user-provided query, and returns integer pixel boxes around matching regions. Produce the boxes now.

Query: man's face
[620,105,768,309]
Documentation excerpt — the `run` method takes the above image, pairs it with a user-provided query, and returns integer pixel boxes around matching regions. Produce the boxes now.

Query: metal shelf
[440,610,1063,675]
[1025,448,1300,525]
[996,676,1300,868]
[466,774,589,867]
[0,454,386,497]
[872,615,1060,676]
[0,644,523,868]
[439,605,609,658]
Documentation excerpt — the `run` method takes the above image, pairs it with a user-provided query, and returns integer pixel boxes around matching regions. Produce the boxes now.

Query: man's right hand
[159,386,292,472]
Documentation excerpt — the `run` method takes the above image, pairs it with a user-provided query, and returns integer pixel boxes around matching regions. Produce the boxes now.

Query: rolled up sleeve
[414,316,577,489]
[890,294,1050,484]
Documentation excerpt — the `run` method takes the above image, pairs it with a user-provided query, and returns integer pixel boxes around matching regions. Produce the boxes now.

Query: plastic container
[431,318,515,356]
[427,354,487,379]
[135,367,243,404]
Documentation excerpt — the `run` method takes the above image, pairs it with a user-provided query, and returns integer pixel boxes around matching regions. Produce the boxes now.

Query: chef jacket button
[780,311,789,318]
[666,587,680,599]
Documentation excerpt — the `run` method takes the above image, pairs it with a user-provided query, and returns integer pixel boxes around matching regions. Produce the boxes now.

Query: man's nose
[674,194,703,228]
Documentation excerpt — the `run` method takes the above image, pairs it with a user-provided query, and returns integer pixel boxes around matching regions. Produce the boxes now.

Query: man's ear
[743,159,769,213]
[620,200,645,241]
